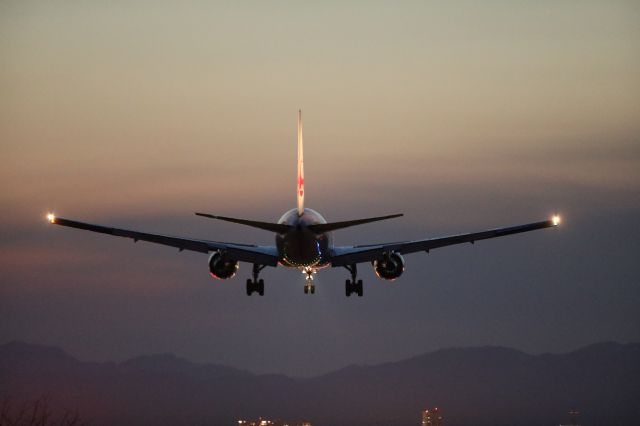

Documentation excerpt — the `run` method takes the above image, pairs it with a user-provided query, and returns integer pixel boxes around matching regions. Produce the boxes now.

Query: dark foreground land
[1,341,638,426]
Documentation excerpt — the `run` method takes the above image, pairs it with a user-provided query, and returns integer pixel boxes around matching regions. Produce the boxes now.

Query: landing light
[47,213,56,224]
[552,215,561,226]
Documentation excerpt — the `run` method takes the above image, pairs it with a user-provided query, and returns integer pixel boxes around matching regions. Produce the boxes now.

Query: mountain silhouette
[1,341,638,425]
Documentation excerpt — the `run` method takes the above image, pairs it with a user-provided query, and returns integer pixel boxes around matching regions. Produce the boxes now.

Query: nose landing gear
[302,267,316,294]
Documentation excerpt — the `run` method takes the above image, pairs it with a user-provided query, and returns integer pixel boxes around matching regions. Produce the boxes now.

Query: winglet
[297,109,304,216]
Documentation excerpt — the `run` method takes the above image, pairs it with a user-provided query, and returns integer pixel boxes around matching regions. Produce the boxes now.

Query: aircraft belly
[276,230,329,268]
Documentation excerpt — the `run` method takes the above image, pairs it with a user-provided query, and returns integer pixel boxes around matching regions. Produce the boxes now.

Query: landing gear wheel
[246,264,266,296]
[344,264,363,297]
[302,267,316,295]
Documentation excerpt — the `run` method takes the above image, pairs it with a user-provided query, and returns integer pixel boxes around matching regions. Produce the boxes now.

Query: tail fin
[297,109,305,216]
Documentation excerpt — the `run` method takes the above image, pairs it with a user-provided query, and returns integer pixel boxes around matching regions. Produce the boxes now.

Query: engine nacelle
[372,252,405,281]
[208,252,239,280]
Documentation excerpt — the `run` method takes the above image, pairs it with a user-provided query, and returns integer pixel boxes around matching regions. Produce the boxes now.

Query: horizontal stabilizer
[195,213,291,234]
[308,213,403,234]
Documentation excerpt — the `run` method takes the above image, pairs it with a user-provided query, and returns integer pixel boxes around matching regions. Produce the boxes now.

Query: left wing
[47,215,279,266]
[329,217,560,267]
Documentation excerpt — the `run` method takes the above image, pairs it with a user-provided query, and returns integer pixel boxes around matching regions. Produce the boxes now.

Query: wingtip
[195,212,214,218]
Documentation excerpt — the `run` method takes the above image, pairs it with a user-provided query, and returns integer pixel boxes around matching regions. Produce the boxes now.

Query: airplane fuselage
[276,208,332,268]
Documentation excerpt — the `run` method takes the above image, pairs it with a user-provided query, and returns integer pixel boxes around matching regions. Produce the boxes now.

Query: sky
[1,0,639,377]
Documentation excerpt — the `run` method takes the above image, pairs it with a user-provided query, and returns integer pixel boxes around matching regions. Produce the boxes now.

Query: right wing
[47,215,279,266]
[329,217,560,267]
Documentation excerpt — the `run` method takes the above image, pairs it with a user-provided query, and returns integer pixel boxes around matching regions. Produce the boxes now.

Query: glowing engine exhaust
[208,252,239,280]
[372,252,405,281]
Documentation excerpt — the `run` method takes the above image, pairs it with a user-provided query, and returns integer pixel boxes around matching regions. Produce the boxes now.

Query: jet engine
[208,252,239,280]
[372,252,405,281]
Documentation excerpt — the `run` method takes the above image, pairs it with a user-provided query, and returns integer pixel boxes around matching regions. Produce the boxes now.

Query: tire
[345,280,351,297]
[357,280,363,297]
[311,286,315,294]
[258,279,264,296]
[304,286,309,294]
[246,279,253,296]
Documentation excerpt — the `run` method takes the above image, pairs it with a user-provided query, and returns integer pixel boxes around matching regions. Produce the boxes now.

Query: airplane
[46,110,561,297]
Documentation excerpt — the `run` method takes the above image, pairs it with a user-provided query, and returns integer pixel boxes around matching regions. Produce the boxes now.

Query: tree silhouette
[0,396,86,426]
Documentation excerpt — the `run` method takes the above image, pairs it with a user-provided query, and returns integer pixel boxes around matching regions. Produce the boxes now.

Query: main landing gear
[303,267,316,294]
[246,264,266,296]
[344,264,363,297]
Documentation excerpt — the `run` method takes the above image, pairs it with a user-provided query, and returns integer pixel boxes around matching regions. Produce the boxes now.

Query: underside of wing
[329,217,560,267]
[47,215,279,266]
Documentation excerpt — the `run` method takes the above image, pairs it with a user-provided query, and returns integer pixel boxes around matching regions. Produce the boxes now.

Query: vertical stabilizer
[297,110,305,216]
